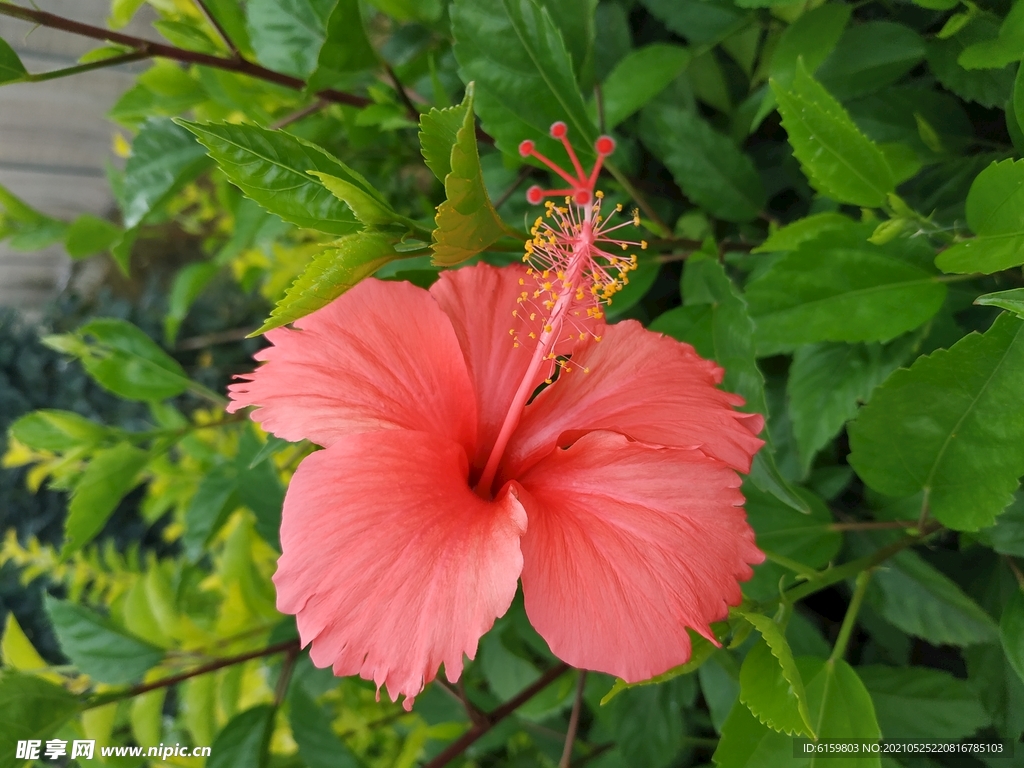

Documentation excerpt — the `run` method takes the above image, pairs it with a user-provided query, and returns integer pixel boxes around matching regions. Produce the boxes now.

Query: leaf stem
[192,0,240,57]
[828,519,919,531]
[559,671,587,768]
[24,50,151,82]
[761,548,820,579]
[829,570,871,663]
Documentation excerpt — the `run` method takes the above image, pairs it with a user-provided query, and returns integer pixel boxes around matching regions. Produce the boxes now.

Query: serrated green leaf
[958,1,1024,70]
[641,0,748,46]
[753,213,854,254]
[927,17,1016,109]
[738,614,814,737]
[419,100,467,182]
[1002,590,1024,685]
[122,118,212,230]
[976,494,1024,556]
[306,0,377,92]
[0,37,28,85]
[746,237,946,356]
[848,313,1024,531]
[309,172,405,228]
[600,629,718,705]
[937,159,1024,274]
[430,86,515,265]
[176,120,362,236]
[452,0,597,160]
[598,44,690,130]
[640,105,765,223]
[246,0,334,79]
[256,231,399,333]
[976,288,1024,318]
[9,410,111,452]
[64,443,150,557]
[771,5,851,91]
[208,705,274,768]
[816,22,925,101]
[771,62,894,207]
[0,672,79,768]
[46,598,163,684]
[858,665,991,739]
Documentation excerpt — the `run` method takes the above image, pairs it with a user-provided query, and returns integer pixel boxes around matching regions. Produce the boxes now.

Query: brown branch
[271,99,330,130]
[559,671,587,768]
[176,325,257,350]
[192,0,240,57]
[423,663,571,768]
[0,1,370,108]
[273,646,300,707]
[829,520,920,532]
[385,62,420,119]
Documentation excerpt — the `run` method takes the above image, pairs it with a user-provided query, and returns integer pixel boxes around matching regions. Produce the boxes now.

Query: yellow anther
[616,203,623,212]
[530,312,536,320]
[544,324,553,333]
[641,240,648,250]
[512,310,518,317]
[596,190,604,199]
[579,332,586,340]
[595,335,602,342]
[519,278,525,285]
[513,342,520,348]
[544,378,553,384]
[529,332,537,339]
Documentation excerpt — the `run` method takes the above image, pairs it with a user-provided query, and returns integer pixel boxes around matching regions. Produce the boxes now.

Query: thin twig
[829,520,920,532]
[271,99,330,130]
[25,50,150,82]
[1006,556,1024,591]
[494,166,533,209]
[559,671,587,768]
[274,646,300,706]
[192,0,240,57]
[176,325,257,350]
[385,62,420,119]
[829,570,872,663]
[422,663,571,768]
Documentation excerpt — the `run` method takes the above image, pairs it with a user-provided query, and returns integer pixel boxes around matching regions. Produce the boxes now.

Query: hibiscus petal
[504,320,764,478]
[517,431,763,683]
[430,263,551,472]
[275,430,526,708]
[228,278,477,452]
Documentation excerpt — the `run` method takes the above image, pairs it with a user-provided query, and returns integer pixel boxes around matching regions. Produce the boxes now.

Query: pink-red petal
[274,430,526,708]
[227,278,477,452]
[504,320,764,479]
[517,431,763,683]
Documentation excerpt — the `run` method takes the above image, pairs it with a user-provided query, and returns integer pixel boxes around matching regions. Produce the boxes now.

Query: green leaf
[598,44,690,130]
[122,118,212,230]
[976,494,1024,556]
[771,62,895,207]
[1002,590,1024,685]
[927,17,1016,109]
[862,546,1000,645]
[714,658,880,768]
[165,261,220,344]
[753,213,854,254]
[366,0,442,22]
[0,37,28,85]
[452,0,596,160]
[965,641,1024,739]
[307,0,377,92]
[640,0,748,46]
[605,676,694,768]
[208,705,275,768]
[640,105,766,223]
[64,215,123,259]
[256,231,399,333]
[246,0,334,79]
[604,252,661,319]
[858,665,991,739]
[176,121,362,236]
[601,630,719,704]
[429,86,515,265]
[9,410,111,452]
[183,463,238,559]
[936,159,1024,274]
[745,236,946,356]
[787,339,917,474]
[0,672,79,768]
[236,427,285,549]
[309,172,406,228]
[848,313,1024,531]
[738,613,814,737]
[419,101,466,182]
[64,443,150,557]
[959,1,1024,70]
[976,288,1024,318]
[46,598,163,684]
[289,687,359,768]
[816,22,926,101]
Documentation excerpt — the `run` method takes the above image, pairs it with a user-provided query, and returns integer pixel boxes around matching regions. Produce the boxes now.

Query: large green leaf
[64,443,150,558]
[183,462,238,559]
[9,410,112,452]
[965,641,1024,739]
[246,0,334,79]
[0,37,28,85]
[639,105,765,223]
[177,121,363,236]
[816,21,925,101]
[936,159,1024,274]
[858,665,990,739]
[426,86,515,265]
[1002,590,1024,685]
[958,1,1024,70]
[770,5,850,90]
[306,0,377,92]
[452,0,596,159]
[46,598,163,684]
[976,494,1024,556]
[927,17,1016,109]
[848,313,1024,531]
[640,0,748,46]
[208,705,275,768]
[745,236,946,356]
[122,118,212,230]
[771,62,894,207]
[0,673,79,768]
[738,614,814,737]
[289,687,360,768]
[256,231,399,333]
[598,44,690,130]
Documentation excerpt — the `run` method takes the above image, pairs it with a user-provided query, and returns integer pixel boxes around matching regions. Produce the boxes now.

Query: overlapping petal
[503,320,765,479]
[227,278,477,453]
[516,431,763,682]
[274,430,526,708]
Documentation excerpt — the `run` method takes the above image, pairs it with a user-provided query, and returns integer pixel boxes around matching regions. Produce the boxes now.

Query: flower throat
[474,122,647,497]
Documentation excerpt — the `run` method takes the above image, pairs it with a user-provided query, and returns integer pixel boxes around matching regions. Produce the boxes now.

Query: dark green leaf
[599,44,690,130]
[183,463,238,559]
[64,215,123,259]
[604,253,660,319]
[122,118,212,229]
[0,37,28,85]
[738,614,814,737]
[858,665,990,739]
[1002,590,1024,685]
[752,213,853,254]
[848,313,1024,531]
[9,410,111,452]
[452,0,596,160]
[366,0,442,22]
[208,705,275,768]
[977,288,1024,317]
[289,687,359,768]
[236,428,284,549]
[0,672,79,768]
[816,22,925,101]
[176,121,362,236]
[771,62,895,207]
[165,261,220,344]
[306,0,377,92]
[965,642,1024,739]
[256,231,399,333]
[64,443,150,557]
[975,494,1024,556]
[640,105,765,222]
[429,86,515,265]
[958,2,1024,70]
[605,676,694,768]
[601,630,718,704]
[927,17,1016,109]
[246,0,334,79]
[936,159,1024,274]
[640,0,748,46]
[46,598,163,684]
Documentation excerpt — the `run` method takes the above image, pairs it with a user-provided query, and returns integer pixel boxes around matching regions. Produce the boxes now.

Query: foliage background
[0,0,1023,765]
